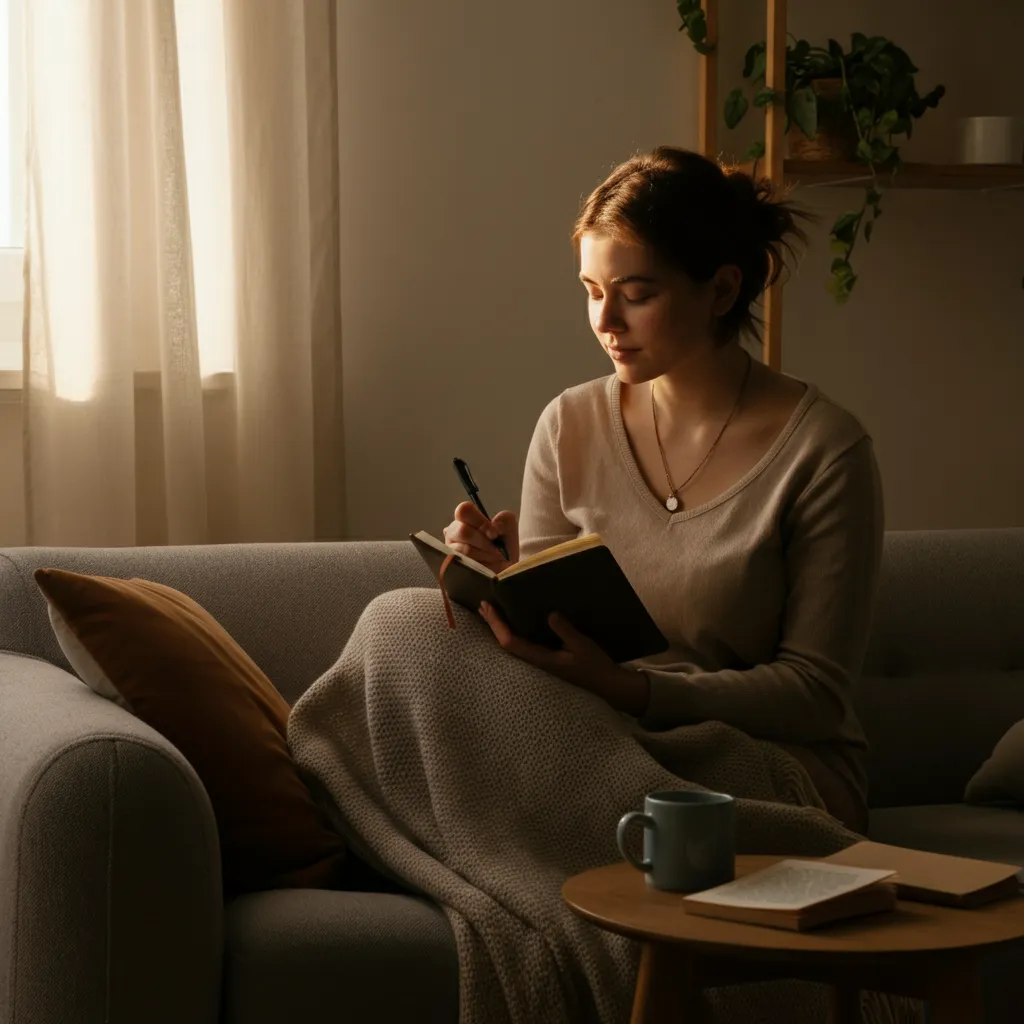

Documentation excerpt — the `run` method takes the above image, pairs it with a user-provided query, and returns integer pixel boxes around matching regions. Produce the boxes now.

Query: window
[0,0,235,391]
[0,0,24,383]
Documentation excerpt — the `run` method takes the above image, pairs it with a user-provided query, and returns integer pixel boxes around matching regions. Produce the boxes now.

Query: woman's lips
[608,347,640,362]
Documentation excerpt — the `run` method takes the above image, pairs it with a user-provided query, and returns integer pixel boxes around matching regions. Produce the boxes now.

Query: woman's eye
[624,294,652,304]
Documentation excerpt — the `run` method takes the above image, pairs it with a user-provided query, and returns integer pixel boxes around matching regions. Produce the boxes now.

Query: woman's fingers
[479,601,559,669]
[444,503,518,570]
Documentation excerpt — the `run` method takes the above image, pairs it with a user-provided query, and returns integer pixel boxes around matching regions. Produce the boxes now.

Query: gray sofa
[0,527,1022,1023]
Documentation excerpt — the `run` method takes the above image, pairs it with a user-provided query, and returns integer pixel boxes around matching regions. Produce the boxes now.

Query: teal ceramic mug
[616,790,735,892]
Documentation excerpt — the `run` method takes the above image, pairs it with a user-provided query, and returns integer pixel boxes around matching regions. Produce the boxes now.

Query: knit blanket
[289,587,920,1024]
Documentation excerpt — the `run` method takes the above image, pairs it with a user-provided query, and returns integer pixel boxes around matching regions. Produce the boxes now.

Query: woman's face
[578,231,735,384]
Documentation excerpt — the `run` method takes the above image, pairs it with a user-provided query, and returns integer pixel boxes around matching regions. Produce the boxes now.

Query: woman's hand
[478,602,650,717]
[443,503,520,574]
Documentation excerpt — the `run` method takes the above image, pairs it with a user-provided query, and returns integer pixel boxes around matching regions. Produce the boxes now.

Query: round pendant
[665,495,679,512]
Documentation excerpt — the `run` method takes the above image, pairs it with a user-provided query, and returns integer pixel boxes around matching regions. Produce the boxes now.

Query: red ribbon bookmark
[438,554,457,630]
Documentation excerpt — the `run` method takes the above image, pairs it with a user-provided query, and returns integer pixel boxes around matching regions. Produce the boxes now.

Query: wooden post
[762,0,787,370]
[698,0,717,158]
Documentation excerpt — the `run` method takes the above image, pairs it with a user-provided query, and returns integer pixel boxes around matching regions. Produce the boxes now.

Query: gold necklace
[651,351,752,512]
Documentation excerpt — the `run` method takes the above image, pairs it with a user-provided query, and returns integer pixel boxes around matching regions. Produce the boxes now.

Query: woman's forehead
[578,233,660,280]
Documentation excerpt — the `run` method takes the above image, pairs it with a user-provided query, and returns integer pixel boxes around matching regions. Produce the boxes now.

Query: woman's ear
[710,264,743,317]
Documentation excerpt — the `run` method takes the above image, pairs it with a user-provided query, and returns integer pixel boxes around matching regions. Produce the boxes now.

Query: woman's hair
[571,146,808,343]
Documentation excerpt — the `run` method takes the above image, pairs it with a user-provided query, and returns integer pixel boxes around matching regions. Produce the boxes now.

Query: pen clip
[453,457,477,495]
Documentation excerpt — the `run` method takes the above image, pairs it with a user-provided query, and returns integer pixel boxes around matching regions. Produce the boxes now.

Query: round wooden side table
[562,856,1024,1024]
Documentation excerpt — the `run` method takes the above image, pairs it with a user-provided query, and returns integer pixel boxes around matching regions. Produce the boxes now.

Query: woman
[442,146,883,834]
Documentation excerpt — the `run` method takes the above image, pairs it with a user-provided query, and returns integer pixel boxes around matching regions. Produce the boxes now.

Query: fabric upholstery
[857,528,1024,808]
[0,653,222,1024]
[32,568,346,894]
[966,719,1024,807]
[0,543,435,705]
[869,804,1024,866]
[1,528,1022,1024]
[221,889,458,1024]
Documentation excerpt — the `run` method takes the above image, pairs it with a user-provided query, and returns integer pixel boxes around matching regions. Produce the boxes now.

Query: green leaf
[724,88,749,129]
[877,109,900,135]
[833,211,861,234]
[742,42,765,79]
[856,107,874,130]
[684,10,706,34]
[871,142,895,165]
[851,32,868,52]
[790,39,811,64]
[866,187,882,206]
[827,38,844,61]
[856,139,874,164]
[744,140,766,160]
[827,268,857,304]
[831,211,862,249]
[753,86,779,108]
[750,49,766,83]
[787,86,817,139]
[864,220,874,243]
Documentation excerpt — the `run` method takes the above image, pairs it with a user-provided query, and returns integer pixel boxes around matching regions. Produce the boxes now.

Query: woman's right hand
[443,503,520,574]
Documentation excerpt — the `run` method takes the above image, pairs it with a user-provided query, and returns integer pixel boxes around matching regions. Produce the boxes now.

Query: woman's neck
[650,342,752,432]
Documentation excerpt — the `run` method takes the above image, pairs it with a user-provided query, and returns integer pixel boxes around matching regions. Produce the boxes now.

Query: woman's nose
[594,300,623,335]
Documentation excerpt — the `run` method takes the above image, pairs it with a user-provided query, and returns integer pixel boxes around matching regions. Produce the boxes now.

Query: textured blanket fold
[289,588,918,1024]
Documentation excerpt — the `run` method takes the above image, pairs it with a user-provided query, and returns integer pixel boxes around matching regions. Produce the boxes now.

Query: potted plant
[719,33,945,302]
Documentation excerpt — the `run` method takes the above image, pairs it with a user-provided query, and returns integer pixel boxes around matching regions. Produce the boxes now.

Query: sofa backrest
[0,542,434,706]
[2,528,1022,809]
[858,528,1024,808]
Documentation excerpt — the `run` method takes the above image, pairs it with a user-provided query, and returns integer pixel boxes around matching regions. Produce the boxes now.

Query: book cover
[824,841,1022,908]
[410,531,668,664]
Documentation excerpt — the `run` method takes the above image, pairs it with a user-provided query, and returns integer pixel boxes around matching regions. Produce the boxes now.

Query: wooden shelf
[779,161,1024,191]
[697,0,1023,367]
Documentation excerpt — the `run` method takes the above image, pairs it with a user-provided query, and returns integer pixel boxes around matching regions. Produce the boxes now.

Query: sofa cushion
[221,889,459,1024]
[33,567,346,894]
[965,719,1024,807]
[868,803,1024,867]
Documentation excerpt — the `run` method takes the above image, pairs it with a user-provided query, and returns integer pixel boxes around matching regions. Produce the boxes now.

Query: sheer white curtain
[23,0,345,545]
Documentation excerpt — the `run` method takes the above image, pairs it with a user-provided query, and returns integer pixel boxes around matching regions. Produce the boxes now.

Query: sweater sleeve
[639,435,884,744]
[517,397,580,561]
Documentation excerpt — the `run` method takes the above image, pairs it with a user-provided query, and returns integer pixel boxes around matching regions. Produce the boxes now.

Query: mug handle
[616,811,655,872]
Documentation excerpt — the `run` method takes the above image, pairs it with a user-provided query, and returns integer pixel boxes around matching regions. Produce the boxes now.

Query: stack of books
[680,841,1021,932]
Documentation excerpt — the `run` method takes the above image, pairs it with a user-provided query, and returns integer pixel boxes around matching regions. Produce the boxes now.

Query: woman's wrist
[599,666,650,717]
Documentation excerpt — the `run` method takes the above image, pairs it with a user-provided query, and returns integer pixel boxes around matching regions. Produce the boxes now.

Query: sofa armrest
[0,652,223,1024]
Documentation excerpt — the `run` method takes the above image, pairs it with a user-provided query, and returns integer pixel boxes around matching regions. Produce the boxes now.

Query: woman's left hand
[478,601,650,717]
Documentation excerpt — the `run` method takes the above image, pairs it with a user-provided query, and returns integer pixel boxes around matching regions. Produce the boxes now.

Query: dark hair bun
[573,147,809,342]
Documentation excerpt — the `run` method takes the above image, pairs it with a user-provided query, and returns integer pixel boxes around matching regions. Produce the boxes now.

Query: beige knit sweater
[518,373,885,814]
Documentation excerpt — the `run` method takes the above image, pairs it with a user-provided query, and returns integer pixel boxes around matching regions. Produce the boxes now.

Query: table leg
[827,983,861,1024]
[927,956,984,1024]
[630,941,705,1024]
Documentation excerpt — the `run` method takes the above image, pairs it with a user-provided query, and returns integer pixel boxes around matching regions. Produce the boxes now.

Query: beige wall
[1,0,1021,546]
[335,0,698,540]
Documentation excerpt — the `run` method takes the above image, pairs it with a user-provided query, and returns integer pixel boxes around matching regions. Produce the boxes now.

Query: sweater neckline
[608,373,819,524]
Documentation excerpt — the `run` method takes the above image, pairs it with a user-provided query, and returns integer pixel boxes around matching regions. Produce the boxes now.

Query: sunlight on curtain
[175,0,235,378]
[0,0,10,246]
[28,0,98,402]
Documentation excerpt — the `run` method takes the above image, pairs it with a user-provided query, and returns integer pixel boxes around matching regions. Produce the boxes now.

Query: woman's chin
[610,359,652,385]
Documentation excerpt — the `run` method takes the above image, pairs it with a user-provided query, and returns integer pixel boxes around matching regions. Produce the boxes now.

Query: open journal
[410,531,669,664]
[825,841,1022,908]
[681,860,898,932]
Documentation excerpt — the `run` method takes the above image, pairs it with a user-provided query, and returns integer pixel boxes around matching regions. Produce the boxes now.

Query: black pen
[452,457,510,561]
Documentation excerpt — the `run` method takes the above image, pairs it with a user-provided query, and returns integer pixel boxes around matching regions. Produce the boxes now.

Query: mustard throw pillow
[34,568,346,894]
